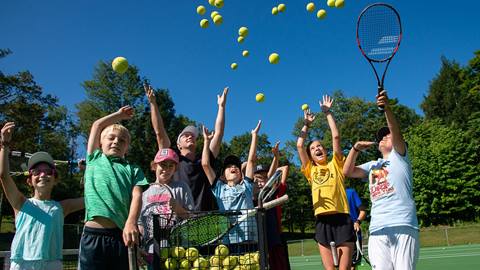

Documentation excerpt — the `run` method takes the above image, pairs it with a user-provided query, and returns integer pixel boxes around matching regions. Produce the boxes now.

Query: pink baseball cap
[154,148,179,164]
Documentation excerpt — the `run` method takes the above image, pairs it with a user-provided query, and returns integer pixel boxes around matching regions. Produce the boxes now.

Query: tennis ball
[165,258,178,269]
[208,0,215,6]
[278,4,286,12]
[215,244,230,257]
[197,5,206,15]
[200,19,209,28]
[252,252,260,263]
[112,57,128,74]
[306,3,315,12]
[231,63,238,70]
[271,7,278,15]
[242,50,249,57]
[223,256,238,269]
[255,93,265,103]
[213,14,223,25]
[268,53,280,64]
[210,267,222,270]
[214,0,224,9]
[317,9,327,19]
[238,26,249,37]
[237,36,245,43]
[186,247,199,261]
[179,259,190,270]
[171,246,186,259]
[302,104,309,111]
[327,0,335,7]
[211,11,219,19]
[209,255,222,266]
[335,0,345,8]
[193,257,209,269]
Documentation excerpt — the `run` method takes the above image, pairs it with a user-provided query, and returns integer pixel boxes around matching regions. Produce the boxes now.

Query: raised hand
[354,141,376,151]
[251,120,262,135]
[376,90,389,108]
[217,87,229,107]
[118,106,134,120]
[1,122,15,144]
[272,141,280,158]
[144,83,156,104]
[202,125,215,142]
[303,109,316,126]
[319,95,333,113]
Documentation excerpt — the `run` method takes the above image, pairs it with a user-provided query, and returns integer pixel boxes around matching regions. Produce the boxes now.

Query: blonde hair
[100,124,131,144]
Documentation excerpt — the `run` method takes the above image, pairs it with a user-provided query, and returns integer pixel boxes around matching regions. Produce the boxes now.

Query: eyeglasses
[29,168,56,176]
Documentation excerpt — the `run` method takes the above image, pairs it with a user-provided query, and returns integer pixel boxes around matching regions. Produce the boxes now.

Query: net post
[256,207,269,270]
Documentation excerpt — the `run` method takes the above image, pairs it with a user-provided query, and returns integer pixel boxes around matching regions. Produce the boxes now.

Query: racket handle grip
[262,194,288,209]
[377,85,385,112]
[330,241,339,267]
[128,246,137,270]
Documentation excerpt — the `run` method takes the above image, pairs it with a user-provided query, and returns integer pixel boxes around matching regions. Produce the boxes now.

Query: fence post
[444,228,450,246]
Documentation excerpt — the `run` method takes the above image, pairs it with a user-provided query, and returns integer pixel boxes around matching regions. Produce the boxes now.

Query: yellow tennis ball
[255,93,265,103]
[179,259,190,270]
[211,11,219,19]
[238,26,249,37]
[186,247,199,262]
[200,19,209,28]
[208,0,215,6]
[302,104,309,111]
[317,9,327,19]
[242,50,249,57]
[215,244,230,257]
[197,5,206,15]
[306,3,315,12]
[112,57,128,74]
[252,252,260,263]
[327,0,335,7]
[214,0,224,9]
[171,246,186,259]
[271,7,278,15]
[277,3,286,12]
[213,14,223,25]
[335,0,345,8]
[231,63,238,70]
[209,255,222,267]
[268,53,280,64]
[223,256,238,269]
[165,258,178,270]
[237,36,245,43]
[193,257,209,269]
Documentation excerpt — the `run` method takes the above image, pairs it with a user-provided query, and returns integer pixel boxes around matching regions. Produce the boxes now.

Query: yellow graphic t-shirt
[301,153,349,216]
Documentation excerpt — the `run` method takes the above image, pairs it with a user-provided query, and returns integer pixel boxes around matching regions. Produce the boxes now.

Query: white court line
[419,252,480,260]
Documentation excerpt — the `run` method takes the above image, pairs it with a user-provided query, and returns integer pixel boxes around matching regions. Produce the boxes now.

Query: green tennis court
[289,244,480,270]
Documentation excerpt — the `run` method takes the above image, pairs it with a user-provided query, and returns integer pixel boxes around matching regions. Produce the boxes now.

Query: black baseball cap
[27,152,55,170]
[376,127,390,143]
[223,155,242,170]
[254,164,268,174]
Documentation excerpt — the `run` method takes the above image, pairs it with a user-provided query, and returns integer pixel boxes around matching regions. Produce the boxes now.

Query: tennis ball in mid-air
[209,255,222,266]
[171,246,185,259]
[242,50,249,57]
[179,259,190,270]
[335,0,345,8]
[214,0,224,8]
[302,104,309,111]
[237,36,245,43]
[200,19,209,28]
[268,53,280,64]
[271,7,278,15]
[215,244,230,257]
[327,0,335,7]
[255,93,265,103]
[185,247,199,261]
[238,26,249,37]
[317,9,327,19]
[208,0,215,6]
[197,5,206,15]
[213,14,223,25]
[211,11,219,19]
[112,57,128,74]
[278,3,286,12]
[231,63,238,70]
[306,3,315,12]
[165,258,178,269]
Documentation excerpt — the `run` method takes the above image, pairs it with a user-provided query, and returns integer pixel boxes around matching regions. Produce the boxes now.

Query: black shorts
[314,213,355,246]
[78,226,129,270]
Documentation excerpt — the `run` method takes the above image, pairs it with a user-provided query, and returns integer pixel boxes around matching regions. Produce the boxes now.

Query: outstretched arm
[87,106,134,155]
[0,122,26,213]
[145,83,171,149]
[246,120,261,179]
[320,95,342,157]
[377,90,406,155]
[296,109,315,168]
[277,165,289,185]
[209,87,229,157]
[267,142,280,178]
[343,141,375,178]
[201,126,216,185]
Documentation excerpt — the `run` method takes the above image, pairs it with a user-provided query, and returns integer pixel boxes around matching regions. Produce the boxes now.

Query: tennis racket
[139,183,175,252]
[355,231,371,266]
[356,3,402,110]
[128,246,138,270]
[330,241,339,268]
[258,169,282,205]
[169,194,289,247]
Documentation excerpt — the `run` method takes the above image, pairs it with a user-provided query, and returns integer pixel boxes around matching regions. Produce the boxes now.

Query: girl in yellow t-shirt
[296,95,354,270]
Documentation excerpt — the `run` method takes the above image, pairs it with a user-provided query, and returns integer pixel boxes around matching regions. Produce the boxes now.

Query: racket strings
[170,214,230,246]
[358,6,401,61]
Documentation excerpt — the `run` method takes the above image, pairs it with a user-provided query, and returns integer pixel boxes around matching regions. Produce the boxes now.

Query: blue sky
[2,0,479,151]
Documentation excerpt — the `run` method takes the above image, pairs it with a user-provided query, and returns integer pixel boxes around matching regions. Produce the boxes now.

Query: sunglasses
[29,168,56,176]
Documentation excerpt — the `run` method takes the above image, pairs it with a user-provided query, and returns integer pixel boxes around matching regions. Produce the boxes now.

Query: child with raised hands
[0,122,84,270]
[296,95,354,270]
[78,106,149,270]
[201,121,261,244]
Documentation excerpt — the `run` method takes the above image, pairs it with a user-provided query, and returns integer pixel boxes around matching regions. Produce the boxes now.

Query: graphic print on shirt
[369,160,395,201]
[312,167,332,186]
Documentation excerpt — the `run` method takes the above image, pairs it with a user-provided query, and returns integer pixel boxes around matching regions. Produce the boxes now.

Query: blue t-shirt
[358,147,418,233]
[346,188,363,222]
[212,177,257,243]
